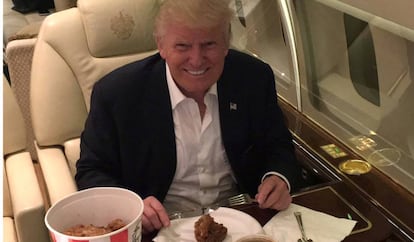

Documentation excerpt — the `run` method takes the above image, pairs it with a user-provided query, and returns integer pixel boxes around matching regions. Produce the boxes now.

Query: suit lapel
[144,60,177,180]
[217,63,250,154]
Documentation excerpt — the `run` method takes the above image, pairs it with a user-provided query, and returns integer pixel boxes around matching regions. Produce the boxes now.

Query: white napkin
[263,203,357,242]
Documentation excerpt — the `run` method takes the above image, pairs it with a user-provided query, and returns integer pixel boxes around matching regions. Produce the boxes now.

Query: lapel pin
[230,102,237,111]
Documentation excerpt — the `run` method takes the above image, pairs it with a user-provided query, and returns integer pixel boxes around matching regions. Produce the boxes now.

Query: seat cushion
[7,21,43,41]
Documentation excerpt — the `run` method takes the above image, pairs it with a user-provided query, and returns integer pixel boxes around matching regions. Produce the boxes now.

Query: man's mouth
[187,69,207,76]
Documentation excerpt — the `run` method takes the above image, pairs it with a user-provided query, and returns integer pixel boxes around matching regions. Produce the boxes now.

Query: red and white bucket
[45,187,144,242]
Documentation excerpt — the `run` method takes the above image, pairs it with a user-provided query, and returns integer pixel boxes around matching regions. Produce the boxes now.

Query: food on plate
[63,218,126,236]
[194,214,227,242]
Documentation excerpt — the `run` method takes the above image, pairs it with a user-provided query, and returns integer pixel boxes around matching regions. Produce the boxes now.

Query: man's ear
[156,37,166,59]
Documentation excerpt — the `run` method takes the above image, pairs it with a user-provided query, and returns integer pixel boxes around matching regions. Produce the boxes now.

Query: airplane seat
[4,0,78,162]
[30,0,160,205]
[3,77,49,242]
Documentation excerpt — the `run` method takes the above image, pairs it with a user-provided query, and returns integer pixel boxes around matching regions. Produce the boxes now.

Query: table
[141,184,408,242]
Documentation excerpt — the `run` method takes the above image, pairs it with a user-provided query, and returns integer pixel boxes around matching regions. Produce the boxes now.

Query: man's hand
[142,196,170,234]
[255,175,292,210]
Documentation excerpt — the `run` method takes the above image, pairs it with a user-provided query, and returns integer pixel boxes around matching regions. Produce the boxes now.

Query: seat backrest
[31,0,159,156]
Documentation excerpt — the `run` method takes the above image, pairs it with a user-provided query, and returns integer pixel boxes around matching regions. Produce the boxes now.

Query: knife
[168,207,217,220]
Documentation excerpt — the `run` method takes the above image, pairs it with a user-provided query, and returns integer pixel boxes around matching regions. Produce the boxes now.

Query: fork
[226,193,257,206]
[168,194,257,219]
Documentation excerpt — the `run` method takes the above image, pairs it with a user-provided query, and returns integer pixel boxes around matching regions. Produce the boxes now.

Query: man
[75,0,301,234]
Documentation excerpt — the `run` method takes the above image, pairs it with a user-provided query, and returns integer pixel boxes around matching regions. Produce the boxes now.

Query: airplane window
[230,0,414,193]
[230,0,298,108]
[293,0,414,193]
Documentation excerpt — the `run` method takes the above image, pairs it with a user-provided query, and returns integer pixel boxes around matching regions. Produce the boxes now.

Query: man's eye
[204,42,217,49]
[175,44,190,51]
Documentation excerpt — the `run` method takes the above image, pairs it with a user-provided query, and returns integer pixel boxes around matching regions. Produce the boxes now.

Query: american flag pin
[230,102,237,111]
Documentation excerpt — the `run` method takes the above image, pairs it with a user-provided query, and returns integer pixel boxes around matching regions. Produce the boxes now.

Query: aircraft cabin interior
[3,0,414,241]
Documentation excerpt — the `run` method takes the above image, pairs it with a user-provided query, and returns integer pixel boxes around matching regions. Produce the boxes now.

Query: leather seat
[3,77,49,242]
[30,0,159,205]
[4,0,78,162]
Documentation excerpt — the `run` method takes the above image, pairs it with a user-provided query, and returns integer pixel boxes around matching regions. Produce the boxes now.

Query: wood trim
[279,98,414,240]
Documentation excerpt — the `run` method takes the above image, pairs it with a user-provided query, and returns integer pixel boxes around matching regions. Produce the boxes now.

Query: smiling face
[156,22,229,100]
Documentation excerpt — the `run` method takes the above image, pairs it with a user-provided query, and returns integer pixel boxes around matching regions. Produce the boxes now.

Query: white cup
[235,234,277,242]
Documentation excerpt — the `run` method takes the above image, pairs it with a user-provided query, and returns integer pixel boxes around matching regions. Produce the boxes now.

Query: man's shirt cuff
[262,172,291,192]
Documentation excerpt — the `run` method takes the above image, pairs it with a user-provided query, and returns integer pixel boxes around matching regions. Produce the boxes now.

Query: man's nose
[188,47,205,66]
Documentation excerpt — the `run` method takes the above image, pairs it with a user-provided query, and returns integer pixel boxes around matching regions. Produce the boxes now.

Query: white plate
[153,207,264,242]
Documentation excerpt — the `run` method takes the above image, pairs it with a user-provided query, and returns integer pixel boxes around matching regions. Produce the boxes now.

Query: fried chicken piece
[63,219,126,237]
[107,218,126,231]
[194,214,227,242]
[63,224,109,236]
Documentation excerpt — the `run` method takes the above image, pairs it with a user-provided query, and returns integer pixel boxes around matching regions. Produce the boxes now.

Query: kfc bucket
[45,187,144,242]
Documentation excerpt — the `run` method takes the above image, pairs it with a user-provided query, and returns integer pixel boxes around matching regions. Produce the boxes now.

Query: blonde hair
[154,0,234,43]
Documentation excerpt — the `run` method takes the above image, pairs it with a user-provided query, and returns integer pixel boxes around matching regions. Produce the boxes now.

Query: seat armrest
[35,143,77,205]
[63,138,81,176]
[5,152,49,242]
[3,217,18,242]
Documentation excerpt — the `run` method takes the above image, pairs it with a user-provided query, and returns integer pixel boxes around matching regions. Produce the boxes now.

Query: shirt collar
[166,63,217,110]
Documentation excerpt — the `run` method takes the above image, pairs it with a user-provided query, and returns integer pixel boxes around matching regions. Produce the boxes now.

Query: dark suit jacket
[75,49,300,202]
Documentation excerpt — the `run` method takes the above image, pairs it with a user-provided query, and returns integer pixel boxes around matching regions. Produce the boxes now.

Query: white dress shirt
[163,64,238,213]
